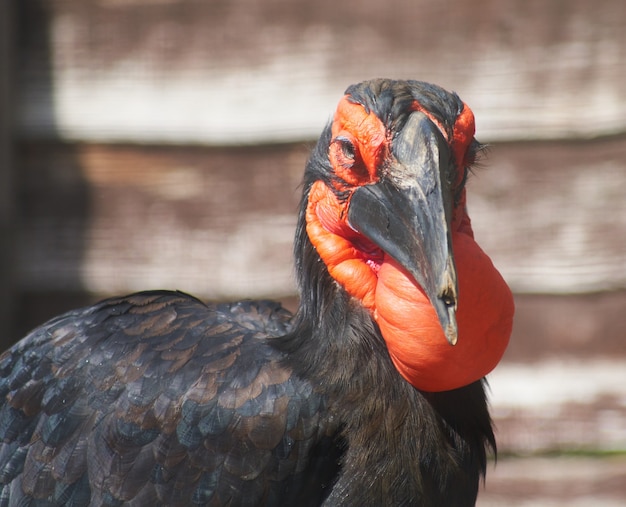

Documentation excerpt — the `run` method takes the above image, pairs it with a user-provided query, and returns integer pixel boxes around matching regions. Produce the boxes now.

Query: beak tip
[442,302,458,346]
[446,328,458,346]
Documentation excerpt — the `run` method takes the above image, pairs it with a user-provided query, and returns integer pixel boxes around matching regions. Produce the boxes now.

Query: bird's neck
[275,228,495,502]
[276,204,400,397]
[270,190,496,501]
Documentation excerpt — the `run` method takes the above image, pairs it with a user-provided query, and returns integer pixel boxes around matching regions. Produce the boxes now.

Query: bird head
[301,79,514,392]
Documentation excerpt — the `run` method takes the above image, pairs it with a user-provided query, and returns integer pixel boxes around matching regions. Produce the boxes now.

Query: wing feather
[0,291,340,505]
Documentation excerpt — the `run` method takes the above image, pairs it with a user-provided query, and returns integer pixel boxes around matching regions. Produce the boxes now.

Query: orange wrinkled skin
[374,233,513,392]
[306,181,378,310]
[307,181,514,391]
[331,97,387,182]
[451,103,477,176]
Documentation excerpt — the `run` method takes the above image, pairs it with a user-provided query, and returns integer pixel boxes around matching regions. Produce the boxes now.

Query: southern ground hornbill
[0,79,514,506]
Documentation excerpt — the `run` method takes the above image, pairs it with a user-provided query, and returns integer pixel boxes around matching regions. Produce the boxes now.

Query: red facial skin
[306,96,514,392]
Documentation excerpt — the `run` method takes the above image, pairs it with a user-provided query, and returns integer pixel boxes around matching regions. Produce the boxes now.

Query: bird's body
[0,293,340,506]
[0,79,514,506]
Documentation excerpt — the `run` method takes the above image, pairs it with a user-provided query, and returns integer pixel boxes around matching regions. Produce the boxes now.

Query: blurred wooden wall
[0,1,15,347]
[4,0,626,357]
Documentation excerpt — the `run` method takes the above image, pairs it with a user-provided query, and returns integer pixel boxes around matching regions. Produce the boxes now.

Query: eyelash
[333,137,356,167]
[329,136,371,188]
[338,138,356,160]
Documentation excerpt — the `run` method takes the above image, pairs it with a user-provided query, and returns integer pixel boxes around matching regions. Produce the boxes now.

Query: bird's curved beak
[347,111,459,345]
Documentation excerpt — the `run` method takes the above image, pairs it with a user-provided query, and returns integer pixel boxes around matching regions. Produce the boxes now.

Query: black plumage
[0,293,343,505]
[0,79,498,506]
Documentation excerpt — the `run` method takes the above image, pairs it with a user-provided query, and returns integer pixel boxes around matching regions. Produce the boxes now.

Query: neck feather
[273,195,495,503]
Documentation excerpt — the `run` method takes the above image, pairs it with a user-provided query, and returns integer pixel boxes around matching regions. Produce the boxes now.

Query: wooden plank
[478,455,626,506]
[16,135,626,299]
[17,141,306,299]
[16,0,626,144]
[471,135,626,293]
[491,359,626,453]
[504,292,626,362]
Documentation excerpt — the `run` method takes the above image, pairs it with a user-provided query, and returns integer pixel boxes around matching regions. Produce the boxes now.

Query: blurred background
[1,0,625,504]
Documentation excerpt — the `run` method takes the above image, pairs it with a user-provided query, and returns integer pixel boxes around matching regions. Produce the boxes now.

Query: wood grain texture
[0,292,342,505]
[17,142,306,299]
[16,135,626,302]
[15,0,626,143]
[471,136,626,293]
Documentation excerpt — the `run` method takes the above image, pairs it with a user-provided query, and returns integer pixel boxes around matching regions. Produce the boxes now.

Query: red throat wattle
[305,97,514,392]
[373,230,513,392]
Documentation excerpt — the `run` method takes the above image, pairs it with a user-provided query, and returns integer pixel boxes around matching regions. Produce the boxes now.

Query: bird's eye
[331,136,357,168]
[329,135,370,186]
[338,138,356,160]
